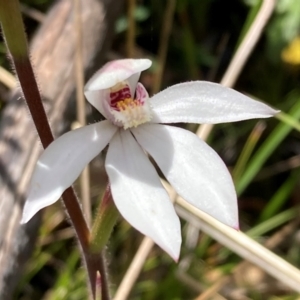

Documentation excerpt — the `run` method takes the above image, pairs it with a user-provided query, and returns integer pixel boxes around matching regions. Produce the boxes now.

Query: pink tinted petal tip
[233,224,240,231]
[85,59,152,91]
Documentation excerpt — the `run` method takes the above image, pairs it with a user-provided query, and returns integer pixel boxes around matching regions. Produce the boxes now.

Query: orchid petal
[150,81,278,124]
[84,59,152,115]
[132,124,239,229]
[106,129,181,260]
[21,121,117,224]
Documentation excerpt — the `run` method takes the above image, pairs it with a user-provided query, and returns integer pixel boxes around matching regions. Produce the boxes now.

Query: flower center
[109,81,152,129]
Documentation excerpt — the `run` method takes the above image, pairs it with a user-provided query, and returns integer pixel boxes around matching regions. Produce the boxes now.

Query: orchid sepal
[132,123,238,229]
[20,121,117,224]
[150,81,279,124]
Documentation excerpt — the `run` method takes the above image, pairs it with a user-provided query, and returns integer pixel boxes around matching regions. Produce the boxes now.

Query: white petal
[105,129,181,260]
[132,124,239,229]
[85,59,152,91]
[150,81,279,124]
[21,121,117,224]
[84,59,152,115]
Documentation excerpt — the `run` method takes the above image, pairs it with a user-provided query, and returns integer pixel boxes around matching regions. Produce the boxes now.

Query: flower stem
[98,252,110,300]
[90,185,119,253]
[85,252,110,300]
[89,185,119,299]
[62,187,90,250]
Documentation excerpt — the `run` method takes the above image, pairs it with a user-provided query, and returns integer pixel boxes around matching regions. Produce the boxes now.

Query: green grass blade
[259,169,300,222]
[236,93,300,195]
[232,121,266,182]
[248,207,298,238]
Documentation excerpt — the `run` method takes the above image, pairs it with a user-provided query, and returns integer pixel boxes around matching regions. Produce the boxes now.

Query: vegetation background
[1,0,300,299]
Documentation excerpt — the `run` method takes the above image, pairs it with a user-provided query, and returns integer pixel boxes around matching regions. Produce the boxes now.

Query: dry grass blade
[74,0,91,226]
[113,237,155,300]
[20,3,45,23]
[175,196,300,293]
[0,66,16,89]
[221,0,276,88]
[152,0,176,94]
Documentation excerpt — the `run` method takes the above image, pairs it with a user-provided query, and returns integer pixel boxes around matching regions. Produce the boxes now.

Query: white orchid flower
[21,59,277,260]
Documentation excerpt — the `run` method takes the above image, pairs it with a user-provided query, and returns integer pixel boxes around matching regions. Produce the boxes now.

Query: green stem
[89,185,119,300]
[85,252,110,300]
[98,252,110,300]
[90,185,119,253]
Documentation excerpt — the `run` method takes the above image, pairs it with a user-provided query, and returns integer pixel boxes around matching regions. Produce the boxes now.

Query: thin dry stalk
[194,219,300,300]
[113,238,155,300]
[0,66,16,89]
[175,196,300,294]
[74,0,91,226]
[221,0,276,88]
[152,0,176,94]
[194,277,230,300]
[20,3,45,23]
[256,155,300,180]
